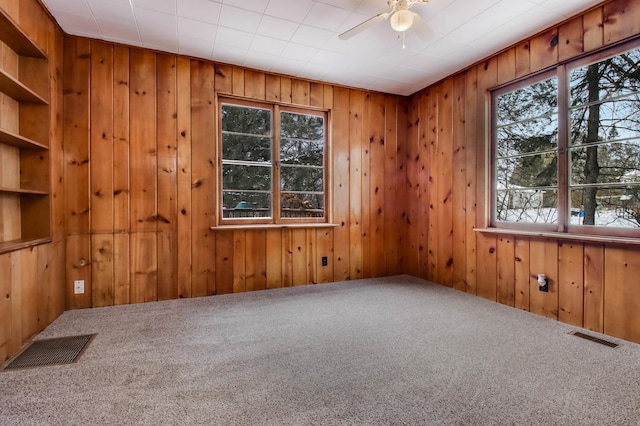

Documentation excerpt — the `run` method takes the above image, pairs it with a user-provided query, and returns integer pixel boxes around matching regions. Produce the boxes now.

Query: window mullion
[557,64,569,233]
[273,105,281,223]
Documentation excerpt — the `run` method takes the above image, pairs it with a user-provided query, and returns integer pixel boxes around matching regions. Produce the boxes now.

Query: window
[492,42,640,237]
[219,98,327,224]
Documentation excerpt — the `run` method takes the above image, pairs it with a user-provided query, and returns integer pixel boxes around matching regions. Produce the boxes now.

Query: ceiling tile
[42,0,93,17]
[96,18,140,43]
[290,25,335,49]
[222,0,269,14]
[179,35,214,58]
[212,43,247,64]
[215,26,254,49]
[249,35,288,56]
[281,43,318,62]
[178,17,217,41]
[177,0,222,24]
[218,4,262,33]
[256,15,300,41]
[51,10,100,36]
[302,2,352,32]
[132,0,176,15]
[87,0,135,23]
[265,0,314,22]
[316,0,364,12]
[135,8,178,48]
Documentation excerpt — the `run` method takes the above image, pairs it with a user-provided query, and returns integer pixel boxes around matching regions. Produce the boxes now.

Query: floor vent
[571,331,619,348]
[2,334,95,371]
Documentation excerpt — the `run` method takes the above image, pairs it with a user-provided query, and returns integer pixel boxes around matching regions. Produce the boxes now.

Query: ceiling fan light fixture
[390,9,414,32]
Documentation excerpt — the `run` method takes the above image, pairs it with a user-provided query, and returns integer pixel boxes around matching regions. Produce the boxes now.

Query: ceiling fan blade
[410,13,434,42]
[338,12,390,40]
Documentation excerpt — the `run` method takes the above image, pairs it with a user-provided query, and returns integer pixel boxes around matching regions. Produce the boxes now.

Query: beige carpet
[1,275,638,425]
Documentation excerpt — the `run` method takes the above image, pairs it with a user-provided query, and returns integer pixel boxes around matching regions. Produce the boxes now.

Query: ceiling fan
[338,0,431,41]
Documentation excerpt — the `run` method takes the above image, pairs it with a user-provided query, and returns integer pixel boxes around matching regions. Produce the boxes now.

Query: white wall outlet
[74,280,85,295]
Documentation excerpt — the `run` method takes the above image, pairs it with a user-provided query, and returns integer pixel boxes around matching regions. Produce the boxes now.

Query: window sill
[211,223,340,231]
[474,227,640,246]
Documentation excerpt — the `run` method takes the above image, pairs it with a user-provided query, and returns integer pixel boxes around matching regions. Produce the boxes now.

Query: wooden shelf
[0,68,48,104]
[0,127,47,149]
[0,186,49,195]
[0,237,52,255]
[0,8,47,59]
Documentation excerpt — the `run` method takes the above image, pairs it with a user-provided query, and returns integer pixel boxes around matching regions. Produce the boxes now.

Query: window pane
[496,189,558,224]
[496,152,558,189]
[281,193,324,218]
[497,115,558,157]
[570,99,640,145]
[222,191,271,218]
[222,164,271,191]
[280,166,324,192]
[570,186,640,228]
[221,104,271,135]
[222,134,271,162]
[570,47,640,108]
[570,141,640,185]
[280,112,324,140]
[280,139,323,166]
[496,77,557,126]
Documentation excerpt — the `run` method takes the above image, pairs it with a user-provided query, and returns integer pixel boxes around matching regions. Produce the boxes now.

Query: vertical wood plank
[90,41,114,234]
[292,79,310,106]
[437,79,454,287]
[384,95,399,276]
[514,237,531,311]
[316,228,334,284]
[515,41,531,79]
[291,228,308,285]
[265,74,280,102]
[215,232,234,294]
[176,56,192,299]
[280,77,292,104]
[244,70,265,100]
[496,236,515,306]
[20,247,38,341]
[603,246,640,342]
[332,88,350,281]
[529,239,559,320]
[418,91,431,280]
[130,232,157,303]
[558,242,584,327]
[310,82,323,108]
[558,17,584,62]
[214,63,232,94]
[129,48,157,231]
[245,231,267,292]
[232,66,244,96]
[9,251,21,357]
[369,93,385,278]
[475,234,497,301]
[603,0,640,44]
[113,233,130,305]
[451,73,467,291]
[63,37,90,235]
[233,231,246,292]
[349,89,363,280]
[65,234,92,309]
[113,45,130,234]
[190,61,216,296]
[497,48,516,85]
[91,234,114,307]
[464,68,478,295]
[583,7,604,52]
[360,93,371,278]
[583,244,604,333]
[406,91,421,277]
[266,229,283,289]
[529,29,559,72]
[281,229,293,286]
[157,54,178,301]
[0,253,12,362]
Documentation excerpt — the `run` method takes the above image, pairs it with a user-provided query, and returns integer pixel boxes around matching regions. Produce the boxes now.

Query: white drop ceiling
[41,0,604,96]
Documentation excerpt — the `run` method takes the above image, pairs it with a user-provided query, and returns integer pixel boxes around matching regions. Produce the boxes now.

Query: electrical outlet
[74,280,84,295]
[321,256,328,267]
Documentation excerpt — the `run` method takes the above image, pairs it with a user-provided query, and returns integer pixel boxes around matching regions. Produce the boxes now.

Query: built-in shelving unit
[0,7,51,252]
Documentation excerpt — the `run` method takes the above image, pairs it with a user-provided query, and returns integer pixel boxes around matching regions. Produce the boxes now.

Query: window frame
[490,38,640,238]
[217,96,330,226]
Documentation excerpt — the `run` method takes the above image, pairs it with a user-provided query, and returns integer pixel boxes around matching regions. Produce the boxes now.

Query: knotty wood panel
[405,0,640,345]
[349,90,363,280]
[332,88,350,281]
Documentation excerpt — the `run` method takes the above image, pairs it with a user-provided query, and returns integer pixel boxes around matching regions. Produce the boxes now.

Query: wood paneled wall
[406,0,640,344]
[0,0,65,363]
[62,37,407,310]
